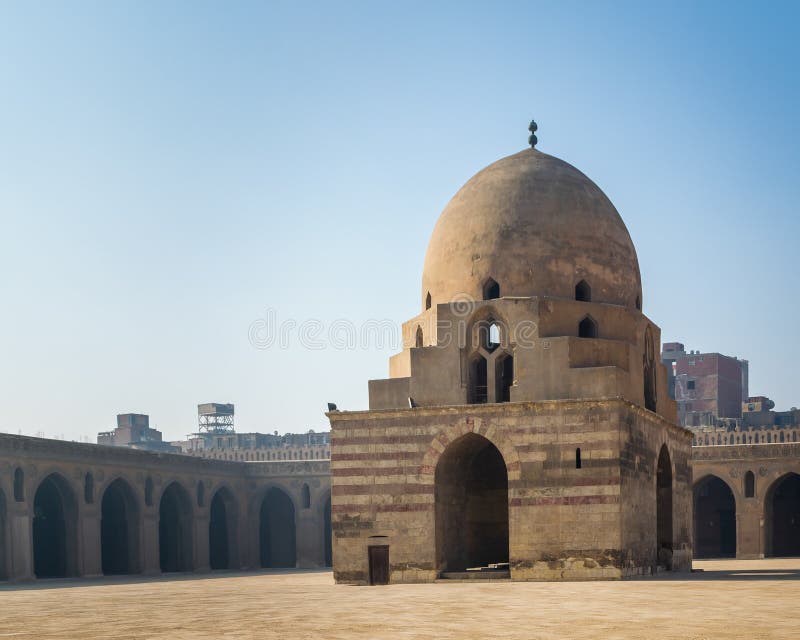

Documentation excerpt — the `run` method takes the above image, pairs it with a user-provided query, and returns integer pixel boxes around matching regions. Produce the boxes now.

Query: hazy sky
[1,1,798,442]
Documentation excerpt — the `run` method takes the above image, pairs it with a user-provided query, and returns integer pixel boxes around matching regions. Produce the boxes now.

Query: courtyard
[0,559,797,639]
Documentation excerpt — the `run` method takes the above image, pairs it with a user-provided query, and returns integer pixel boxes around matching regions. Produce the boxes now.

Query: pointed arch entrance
[435,433,509,573]
[259,487,296,568]
[694,475,736,558]
[209,487,238,570]
[101,478,141,575]
[33,473,79,578]
[159,482,193,573]
[765,473,800,557]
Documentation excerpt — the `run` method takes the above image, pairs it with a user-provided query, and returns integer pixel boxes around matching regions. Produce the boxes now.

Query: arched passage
[765,473,800,557]
[101,479,141,575]
[159,482,193,573]
[435,433,509,573]
[259,487,296,568]
[209,487,238,570]
[656,445,673,568]
[33,473,79,578]
[694,475,736,558]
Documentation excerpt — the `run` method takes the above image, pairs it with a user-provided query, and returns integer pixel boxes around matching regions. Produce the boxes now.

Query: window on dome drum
[575,280,591,302]
[578,315,598,339]
[468,355,488,404]
[495,353,513,403]
[480,321,502,352]
[425,292,432,310]
[483,278,500,300]
[575,448,582,469]
[415,326,423,348]
[635,295,642,310]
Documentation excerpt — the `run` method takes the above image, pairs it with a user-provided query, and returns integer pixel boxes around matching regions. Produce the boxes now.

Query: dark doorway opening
[468,355,488,404]
[159,482,193,573]
[33,474,78,578]
[209,488,237,570]
[694,475,736,558]
[101,479,140,575]
[368,545,389,585]
[435,433,509,573]
[259,487,296,568]
[656,445,673,568]
[324,494,332,567]
[766,473,800,557]
[575,280,591,302]
[495,354,513,403]
[483,278,500,300]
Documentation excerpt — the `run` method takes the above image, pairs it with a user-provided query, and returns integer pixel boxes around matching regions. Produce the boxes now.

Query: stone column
[194,514,209,572]
[8,505,33,581]
[142,511,160,575]
[80,506,102,577]
[296,508,322,568]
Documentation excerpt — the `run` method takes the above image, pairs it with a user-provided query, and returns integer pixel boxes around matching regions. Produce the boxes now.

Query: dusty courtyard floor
[1,559,798,639]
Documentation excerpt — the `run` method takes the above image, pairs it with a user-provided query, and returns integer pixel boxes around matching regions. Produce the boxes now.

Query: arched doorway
[765,473,800,557]
[435,433,509,573]
[656,445,673,567]
[323,493,332,567]
[694,475,736,558]
[101,479,140,575]
[159,482,193,573]
[259,487,296,568]
[33,473,79,578]
[209,487,237,570]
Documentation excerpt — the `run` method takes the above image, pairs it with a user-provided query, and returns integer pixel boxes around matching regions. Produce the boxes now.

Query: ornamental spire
[528,119,538,148]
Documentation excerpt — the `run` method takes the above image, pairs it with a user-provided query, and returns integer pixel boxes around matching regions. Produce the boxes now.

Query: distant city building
[170,403,330,461]
[661,342,749,426]
[97,413,179,453]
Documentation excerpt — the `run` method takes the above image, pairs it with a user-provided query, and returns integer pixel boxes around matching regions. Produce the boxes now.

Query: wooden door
[368,545,389,585]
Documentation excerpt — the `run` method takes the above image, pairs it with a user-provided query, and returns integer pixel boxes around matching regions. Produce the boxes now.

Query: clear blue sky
[1,1,798,441]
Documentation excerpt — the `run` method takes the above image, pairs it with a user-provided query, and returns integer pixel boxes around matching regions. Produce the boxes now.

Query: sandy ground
[1,559,798,640]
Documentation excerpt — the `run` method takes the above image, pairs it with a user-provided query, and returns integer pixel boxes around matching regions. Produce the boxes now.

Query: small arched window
[13,467,24,502]
[635,295,642,310]
[415,326,423,348]
[744,470,755,498]
[84,472,94,504]
[575,448,582,469]
[495,353,513,403]
[578,315,598,338]
[425,292,432,310]
[483,278,500,300]
[197,481,205,507]
[302,483,311,509]
[145,477,154,506]
[575,280,591,302]
[468,354,488,404]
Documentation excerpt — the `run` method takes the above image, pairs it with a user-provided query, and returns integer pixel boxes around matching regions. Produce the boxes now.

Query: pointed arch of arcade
[250,483,297,569]
[158,481,194,573]
[32,471,80,578]
[693,474,737,558]
[100,477,142,575]
[208,484,239,571]
[764,472,800,558]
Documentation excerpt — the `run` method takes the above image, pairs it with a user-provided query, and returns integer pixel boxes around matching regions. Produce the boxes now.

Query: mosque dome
[421,147,642,310]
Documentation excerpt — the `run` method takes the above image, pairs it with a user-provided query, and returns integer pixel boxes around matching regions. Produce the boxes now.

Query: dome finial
[528,119,538,148]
